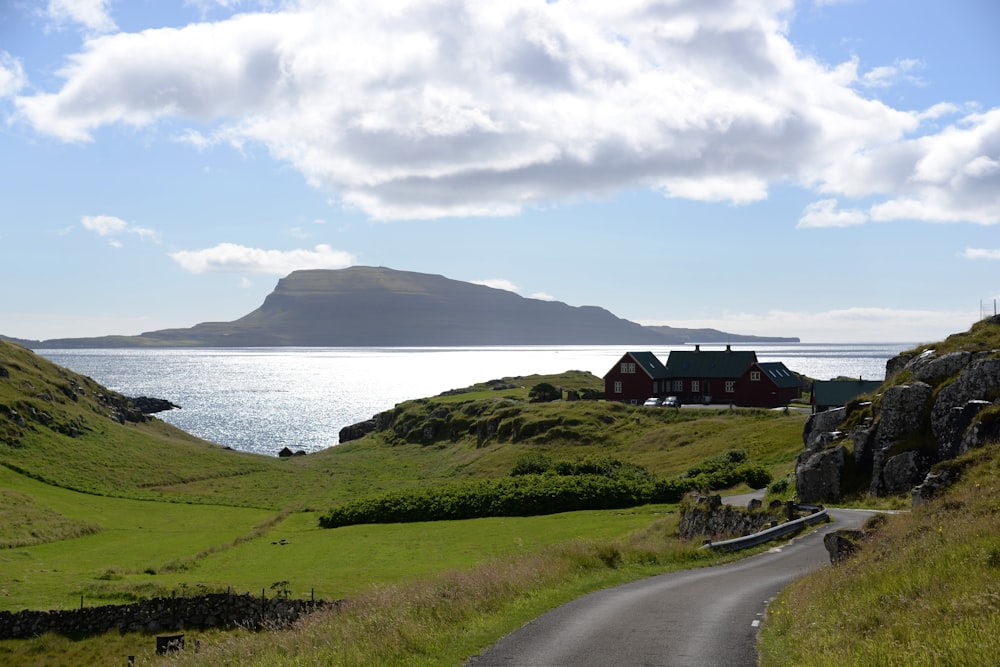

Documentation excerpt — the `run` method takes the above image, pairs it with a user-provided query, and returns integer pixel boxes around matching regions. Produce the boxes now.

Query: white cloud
[0,53,27,98]
[530,292,556,301]
[963,248,1000,260]
[46,0,117,34]
[797,198,867,228]
[80,214,160,243]
[815,109,1000,225]
[13,0,996,224]
[472,279,520,293]
[169,242,356,274]
[643,306,978,344]
[858,59,922,89]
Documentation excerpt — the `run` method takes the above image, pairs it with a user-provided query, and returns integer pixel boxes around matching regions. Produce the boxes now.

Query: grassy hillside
[0,338,807,665]
[760,442,1000,665]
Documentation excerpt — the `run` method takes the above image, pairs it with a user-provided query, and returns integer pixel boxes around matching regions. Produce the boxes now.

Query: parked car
[662,396,680,408]
[642,397,663,407]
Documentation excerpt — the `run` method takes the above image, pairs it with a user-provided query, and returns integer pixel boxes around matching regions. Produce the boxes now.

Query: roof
[758,362,803,389]
[664,349,757,379]
[626,351,670,379]
[812,379,883,407]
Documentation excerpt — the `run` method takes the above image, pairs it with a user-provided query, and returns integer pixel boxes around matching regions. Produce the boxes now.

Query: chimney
[726,345,731,352]
[695,344,700,352]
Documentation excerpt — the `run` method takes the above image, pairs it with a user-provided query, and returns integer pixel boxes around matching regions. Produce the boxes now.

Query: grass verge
[759,442,1000,666]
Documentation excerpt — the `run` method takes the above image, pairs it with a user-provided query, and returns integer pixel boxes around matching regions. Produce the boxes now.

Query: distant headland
[6,267,799,348]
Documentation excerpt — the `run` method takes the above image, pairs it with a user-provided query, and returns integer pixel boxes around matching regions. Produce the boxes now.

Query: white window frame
[691,380,700,393]
[725,381,736,393]
[672,380,683,392]
[614,381,623,394]
[751,371,761,381]
[621,362,636,374]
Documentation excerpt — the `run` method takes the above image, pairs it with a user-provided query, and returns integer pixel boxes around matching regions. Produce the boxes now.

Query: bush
[528,382,561,403]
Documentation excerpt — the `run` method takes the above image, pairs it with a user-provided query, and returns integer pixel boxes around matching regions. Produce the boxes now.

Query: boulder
[795,445,846,503]
[877,450,931,496]
[912,469,957,507]
[803,407,846,450]
[824,529,865,563]
[911,351,974,384]
[961,412,1000,453]
[849,425,877,476]
[933,400,993,460]
[874,382,932,446]
[931,358,1000,446]
[338,418,377,444]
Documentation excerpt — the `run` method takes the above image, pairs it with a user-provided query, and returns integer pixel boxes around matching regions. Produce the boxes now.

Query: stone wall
[0,592,334,640]
[678,494,785,541]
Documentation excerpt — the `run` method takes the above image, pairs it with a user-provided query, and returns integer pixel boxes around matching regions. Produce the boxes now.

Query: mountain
[13,267,798,348]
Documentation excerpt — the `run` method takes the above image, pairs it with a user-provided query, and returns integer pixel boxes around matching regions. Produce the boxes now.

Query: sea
[38,343,913,457]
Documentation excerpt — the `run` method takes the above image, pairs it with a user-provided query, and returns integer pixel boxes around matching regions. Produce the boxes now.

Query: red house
[603,351,670,404]
[605,346,803,408]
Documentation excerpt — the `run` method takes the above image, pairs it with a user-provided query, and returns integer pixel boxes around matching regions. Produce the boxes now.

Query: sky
[1,0,998,344]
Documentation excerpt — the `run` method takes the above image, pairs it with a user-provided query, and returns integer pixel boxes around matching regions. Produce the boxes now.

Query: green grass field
[0,338,810,664]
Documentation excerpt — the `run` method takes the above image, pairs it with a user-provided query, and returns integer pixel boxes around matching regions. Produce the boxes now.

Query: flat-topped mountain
[14,267,798,348]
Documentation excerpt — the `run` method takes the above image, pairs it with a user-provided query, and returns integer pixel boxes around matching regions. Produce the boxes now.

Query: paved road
[466,508,873,667]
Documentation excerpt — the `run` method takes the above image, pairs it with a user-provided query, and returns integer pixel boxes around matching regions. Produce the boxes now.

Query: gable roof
[758,362,803,389]
[812,379,883,407]
[664,349,757,378]
[626,351,670,379]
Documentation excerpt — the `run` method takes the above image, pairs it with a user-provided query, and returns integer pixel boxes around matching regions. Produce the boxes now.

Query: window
[751,371,761,381]
[614,381,622,394]
[620,362,636,374]
[673,380,683,392]
[691,380,700,393]
[725,381,736,393]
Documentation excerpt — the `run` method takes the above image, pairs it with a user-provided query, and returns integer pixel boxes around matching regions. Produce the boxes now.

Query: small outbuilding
[811,379,883,413]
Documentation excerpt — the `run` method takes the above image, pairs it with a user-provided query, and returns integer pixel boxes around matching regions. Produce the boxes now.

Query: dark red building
[605,346,803,408]
[603,351,670,404]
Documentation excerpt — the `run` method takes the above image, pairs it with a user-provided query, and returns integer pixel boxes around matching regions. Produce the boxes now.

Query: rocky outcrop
[796,445,847,503]
[130,396,181,414]
[338,418,377,443]
[678,494,784,541]
[795,319,1000,503]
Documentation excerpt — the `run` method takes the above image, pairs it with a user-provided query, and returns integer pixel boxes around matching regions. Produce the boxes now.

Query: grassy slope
[0,339,805,664]
[759,443,1000,666]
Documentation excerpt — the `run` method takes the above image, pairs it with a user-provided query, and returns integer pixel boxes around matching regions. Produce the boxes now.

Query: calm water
[39,343,911,456]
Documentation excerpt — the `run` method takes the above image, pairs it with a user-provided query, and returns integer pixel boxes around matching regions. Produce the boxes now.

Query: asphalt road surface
[467,508,873,667]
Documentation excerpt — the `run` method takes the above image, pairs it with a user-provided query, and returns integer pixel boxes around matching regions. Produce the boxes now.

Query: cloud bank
[169,242,356,274]
[13,0,1000,224]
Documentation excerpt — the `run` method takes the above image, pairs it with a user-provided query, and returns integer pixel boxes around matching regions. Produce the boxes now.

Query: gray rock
[911,351,973,384]
[877,450,931,496]
[803,407,846,449]
[885,351,917,381]
[795,445,846,503]
[912,469,956,507]
[931,358,1000,446]
[875,382,933,446]
[824,529,865,564]
[934,400,992,460]
[961,413,1000,453]
[338,418,377,444]
[850,425,877,476]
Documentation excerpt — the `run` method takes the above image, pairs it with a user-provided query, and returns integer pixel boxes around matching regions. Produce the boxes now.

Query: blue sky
[1,0,998,344]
